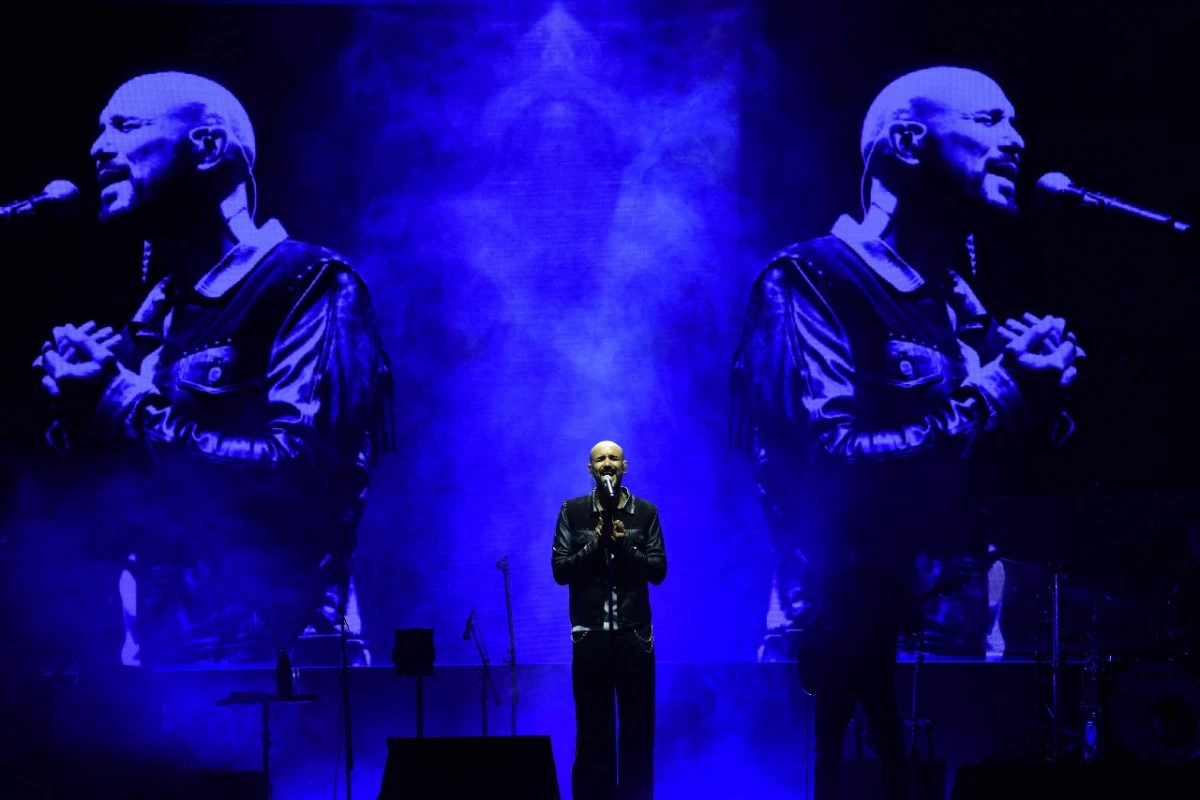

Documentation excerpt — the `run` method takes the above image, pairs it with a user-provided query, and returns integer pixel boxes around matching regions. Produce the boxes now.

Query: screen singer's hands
[593,517,626,546]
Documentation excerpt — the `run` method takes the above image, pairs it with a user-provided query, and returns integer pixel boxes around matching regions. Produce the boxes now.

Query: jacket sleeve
[91,267,382,468]
[618,509,666,585]
[731,260,1029,467]
[552,503,601,585]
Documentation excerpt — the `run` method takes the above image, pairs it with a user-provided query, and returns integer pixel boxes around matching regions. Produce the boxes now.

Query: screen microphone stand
[338,614,354,800]
[462,609,501,736]
[496,556,519,735]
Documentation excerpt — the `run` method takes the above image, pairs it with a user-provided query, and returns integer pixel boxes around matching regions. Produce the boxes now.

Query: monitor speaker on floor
[838,758,946,799]
[378,735,559,799]
[31,767,266,799]
[950,761,1200,799]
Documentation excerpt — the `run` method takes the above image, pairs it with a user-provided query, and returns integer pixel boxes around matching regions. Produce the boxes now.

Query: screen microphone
[1035,172,1192,234]
[0,180,81,225]
[602,474,615,498]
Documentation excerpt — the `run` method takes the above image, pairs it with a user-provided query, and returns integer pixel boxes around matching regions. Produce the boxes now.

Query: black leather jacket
[731,215,1070,620]
[50,215,394,662]
[552,489,666,630]
[90,218,392,473]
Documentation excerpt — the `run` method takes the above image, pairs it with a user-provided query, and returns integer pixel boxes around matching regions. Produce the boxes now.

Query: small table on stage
[216,691,317,799]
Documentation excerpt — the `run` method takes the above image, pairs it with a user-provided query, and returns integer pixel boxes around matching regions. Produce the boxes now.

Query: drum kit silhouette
[986,552,1200,765]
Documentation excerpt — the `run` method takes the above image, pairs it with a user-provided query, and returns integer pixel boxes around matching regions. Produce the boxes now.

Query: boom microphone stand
[496,556,519,735]
[462,609,501,736]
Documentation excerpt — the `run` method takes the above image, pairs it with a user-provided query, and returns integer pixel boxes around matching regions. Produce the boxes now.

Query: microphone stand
[496,556,519,735]
[600,480,617,788]
[464,609,501,736]
[1050,568,1061,753]
[338,614,353,800]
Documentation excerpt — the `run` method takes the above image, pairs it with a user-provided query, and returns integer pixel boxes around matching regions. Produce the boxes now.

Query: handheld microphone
[0,180,81,225]
[602,474,615,498]
[1035,172,1192,234]
[462,609,476,641]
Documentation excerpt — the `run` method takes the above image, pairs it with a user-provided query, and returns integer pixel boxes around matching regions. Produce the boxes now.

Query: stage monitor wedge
[378,735,559,799]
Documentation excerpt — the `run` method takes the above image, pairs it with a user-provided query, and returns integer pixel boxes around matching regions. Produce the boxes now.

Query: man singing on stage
[731,66,1082,799]
[552,440,667,800]
[33,72,393,667]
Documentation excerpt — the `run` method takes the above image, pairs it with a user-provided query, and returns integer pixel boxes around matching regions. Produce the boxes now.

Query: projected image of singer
[32,72,393,667]
[731,67,1083,799]
[552,441,667,800]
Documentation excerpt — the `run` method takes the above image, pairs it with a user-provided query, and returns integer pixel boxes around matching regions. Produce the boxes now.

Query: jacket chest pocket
[172,344,265,396]
[624,527,646,545]
[571,527,597,547]
[872,339,947,389]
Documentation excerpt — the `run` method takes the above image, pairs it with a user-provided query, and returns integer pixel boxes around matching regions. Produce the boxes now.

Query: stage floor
[11,657,1191,799]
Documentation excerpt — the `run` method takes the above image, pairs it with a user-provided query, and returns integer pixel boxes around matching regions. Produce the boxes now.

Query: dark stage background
[0,2,1197,794]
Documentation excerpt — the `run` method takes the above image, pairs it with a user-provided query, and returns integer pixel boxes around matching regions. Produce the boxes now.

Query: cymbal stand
[984,563,1073,761]
[1051,569,1061,752]
[1080,589,1100,760]
[906,629,934,761]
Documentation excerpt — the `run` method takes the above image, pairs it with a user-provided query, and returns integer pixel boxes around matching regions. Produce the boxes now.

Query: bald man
[732,67,1082,798]
[552,441,667,800]
[34,72,393,667]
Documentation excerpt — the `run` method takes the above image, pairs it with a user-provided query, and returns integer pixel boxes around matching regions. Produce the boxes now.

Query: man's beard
[109,186,208,240]
[921,167,1015,232]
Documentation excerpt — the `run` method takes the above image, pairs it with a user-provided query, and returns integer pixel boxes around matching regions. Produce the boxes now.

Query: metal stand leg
[260,701,271,800]
[909,641,924,757]
[481,663,489,737]
[982,564,1066,762]
[416,676,424,738]
[340,621,353,800]
[1051,571,1060,753]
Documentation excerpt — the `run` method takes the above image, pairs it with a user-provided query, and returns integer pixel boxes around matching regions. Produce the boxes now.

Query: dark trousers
[809,563,911,800]
[571,627,655,800]
[812,661,907,800]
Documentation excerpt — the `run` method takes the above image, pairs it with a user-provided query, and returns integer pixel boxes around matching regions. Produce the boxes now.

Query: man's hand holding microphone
[593,474,625,548]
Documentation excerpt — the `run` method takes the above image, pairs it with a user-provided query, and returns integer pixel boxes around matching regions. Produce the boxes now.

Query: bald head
[590,440,624,461]
[587,440,628,489]
[105,72,256,168]
[92,72,257,226]
[858,66,1024,218]
[860,67,1008,163]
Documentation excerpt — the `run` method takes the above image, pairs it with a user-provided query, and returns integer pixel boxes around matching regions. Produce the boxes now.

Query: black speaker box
[838,758,946,799]
[378,735,559,799]
[5,767,266,800]
[950,761,1200,799]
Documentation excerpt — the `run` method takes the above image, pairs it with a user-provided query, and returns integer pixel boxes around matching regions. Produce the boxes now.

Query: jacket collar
[192,211,289,299]
[830,212,991,331]
[830,213,926,294]
[590,486,637,515]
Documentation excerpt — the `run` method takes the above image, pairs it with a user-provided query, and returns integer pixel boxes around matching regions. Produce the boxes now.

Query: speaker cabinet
[950,761,1200,799]
[837,758,946,799]
[378,735,559,799]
